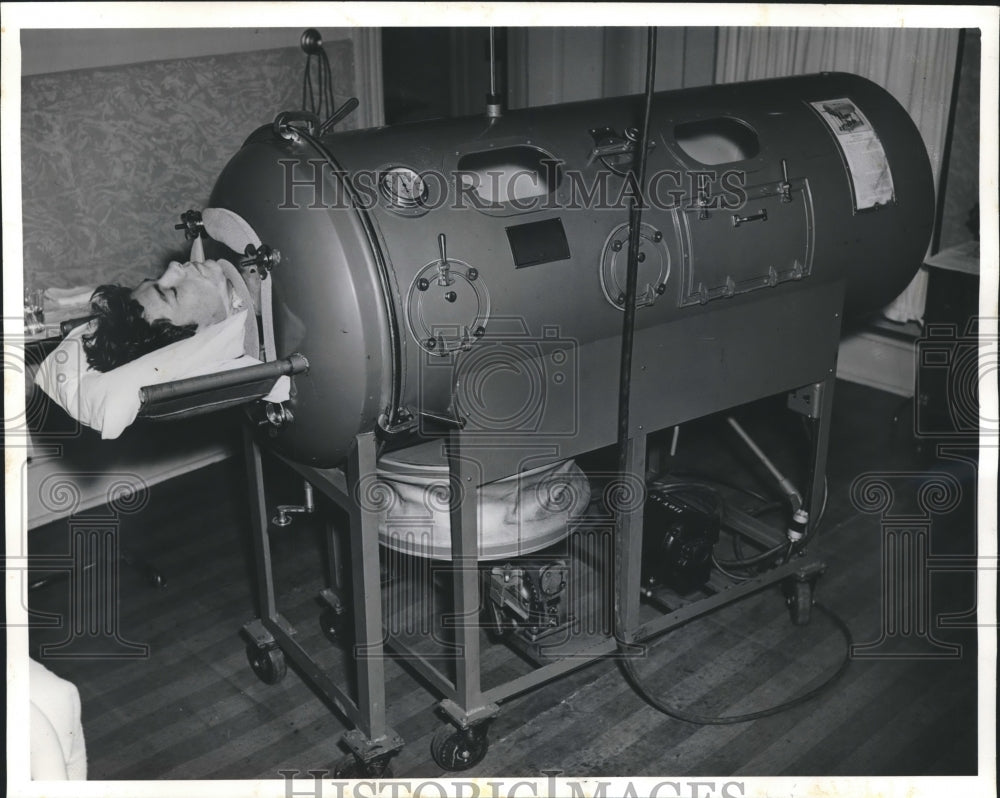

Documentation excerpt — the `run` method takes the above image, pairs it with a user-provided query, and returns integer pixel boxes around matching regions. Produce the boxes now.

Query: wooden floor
[25,380,982,780]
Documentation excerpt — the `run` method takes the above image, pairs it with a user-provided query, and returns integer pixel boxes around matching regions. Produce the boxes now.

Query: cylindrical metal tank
[208,72,934,468]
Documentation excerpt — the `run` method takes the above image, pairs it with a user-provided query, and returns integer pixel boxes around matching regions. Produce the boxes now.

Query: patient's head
[83,259,232,372]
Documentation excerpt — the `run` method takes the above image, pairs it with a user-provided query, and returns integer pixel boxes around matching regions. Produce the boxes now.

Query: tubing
[139,353,309,406]
[726,416,804,513]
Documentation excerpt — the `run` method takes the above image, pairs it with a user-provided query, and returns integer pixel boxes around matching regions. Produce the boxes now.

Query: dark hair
[82,284,197,372]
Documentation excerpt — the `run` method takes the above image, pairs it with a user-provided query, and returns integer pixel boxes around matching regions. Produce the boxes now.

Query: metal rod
[139,353,309,406]
[384,638,457,697]
[320,97,359,134]
[485,27,503,118]
[489,28,497,97]
[482,638,619,704]
[725,415,803,512]
[265,617,367,727]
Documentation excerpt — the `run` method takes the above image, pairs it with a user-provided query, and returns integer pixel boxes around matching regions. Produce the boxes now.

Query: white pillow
[36,310,258,439]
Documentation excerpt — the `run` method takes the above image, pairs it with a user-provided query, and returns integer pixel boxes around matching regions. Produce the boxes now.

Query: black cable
[606,27,849,730]
[621,602,853,724]
[302,44,340,130]
[614,25,657,645]
[303,53,316,115]
[663,469,773,506]
[714,544,787,570]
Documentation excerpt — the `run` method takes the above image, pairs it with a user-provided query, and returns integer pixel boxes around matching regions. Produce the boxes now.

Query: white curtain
[507,27,717,109]
[716,27,960,323]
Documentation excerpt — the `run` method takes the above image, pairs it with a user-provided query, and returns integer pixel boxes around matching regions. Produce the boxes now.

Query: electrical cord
[637,477,848,718]
[608,26,852,730]
[620,602,854,724]
[710,554,753,583]
[661,469,774,506]
[301,34,343,132]
[713,544,787,570]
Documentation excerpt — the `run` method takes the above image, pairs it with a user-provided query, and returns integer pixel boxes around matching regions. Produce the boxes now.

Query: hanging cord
[625,474,848,720]
[610,28,852,724]
[613,25,657,645]
[300,28,348,133]
[623,482,853,723]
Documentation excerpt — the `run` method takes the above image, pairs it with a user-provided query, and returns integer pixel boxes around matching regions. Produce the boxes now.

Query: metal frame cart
[238,374,834,775]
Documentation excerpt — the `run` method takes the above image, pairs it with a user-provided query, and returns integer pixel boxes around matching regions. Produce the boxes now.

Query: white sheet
[35,311,289,439]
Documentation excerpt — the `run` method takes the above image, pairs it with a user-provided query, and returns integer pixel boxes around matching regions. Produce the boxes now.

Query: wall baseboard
[837,328,917,397]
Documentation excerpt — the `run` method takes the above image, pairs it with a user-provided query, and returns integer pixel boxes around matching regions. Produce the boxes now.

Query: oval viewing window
[457,146,560,204]
[674,118,760,165]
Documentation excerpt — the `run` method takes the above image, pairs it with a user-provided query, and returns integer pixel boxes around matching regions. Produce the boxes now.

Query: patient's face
[131,260,231,327]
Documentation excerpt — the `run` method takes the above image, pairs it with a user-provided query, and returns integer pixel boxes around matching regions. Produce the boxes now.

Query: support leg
[788,378,835,534]
[445,432,486,716]
[345,431,393,745]
[614,432,648,645]
[243,427,277,620]
[426,434,501,772]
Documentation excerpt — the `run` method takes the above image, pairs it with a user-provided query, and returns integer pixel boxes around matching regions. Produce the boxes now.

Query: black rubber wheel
[246,644,287,685]
[788,580,813,626]
[430,725,489,771]
[320,609,343,644]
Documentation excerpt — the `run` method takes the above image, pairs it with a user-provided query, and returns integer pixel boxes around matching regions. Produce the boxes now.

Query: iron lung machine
[193,72,933,773]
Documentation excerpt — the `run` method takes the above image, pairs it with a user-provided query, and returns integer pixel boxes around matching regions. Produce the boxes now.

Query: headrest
[203,207,262,255]
[188,209,261,357]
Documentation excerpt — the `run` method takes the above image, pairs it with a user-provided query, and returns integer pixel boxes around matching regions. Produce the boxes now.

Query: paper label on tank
[811,98,894,210]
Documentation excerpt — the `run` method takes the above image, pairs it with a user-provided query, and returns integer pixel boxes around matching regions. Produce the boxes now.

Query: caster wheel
[430,725,489,771]
[247,644,287,684]
[320,609,349,645]
[333,754,394,778]
[787,580,813,626]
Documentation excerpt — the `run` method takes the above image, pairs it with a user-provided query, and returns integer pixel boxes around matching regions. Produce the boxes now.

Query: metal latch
[586,126,654,166]
[779,159,793,203]
[732,209,768,228]
[175,209,204,240]
[240,243,281,277]
[273,110,320,142]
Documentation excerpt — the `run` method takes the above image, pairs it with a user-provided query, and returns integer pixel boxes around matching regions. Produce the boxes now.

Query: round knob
[300,29,324,55]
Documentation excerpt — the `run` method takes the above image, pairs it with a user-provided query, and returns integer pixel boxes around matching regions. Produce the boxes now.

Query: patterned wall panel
[21,42,354,291]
